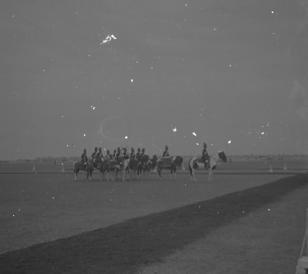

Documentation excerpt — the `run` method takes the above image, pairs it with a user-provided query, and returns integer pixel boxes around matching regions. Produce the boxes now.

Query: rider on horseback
[112,149,117,160]
[81,148,88,167]
[136,148,141,161]
[122,147,129,159]
[130,147,135,160]
[96,147,103,163]
[105,149,112,160]
[201,142,209,168]
[115,147,121,161]
[91,147,98,160]
[162,145,170,157]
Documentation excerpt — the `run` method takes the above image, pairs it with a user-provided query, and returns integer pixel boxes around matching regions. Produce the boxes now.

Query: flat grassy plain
[0,158,307,273]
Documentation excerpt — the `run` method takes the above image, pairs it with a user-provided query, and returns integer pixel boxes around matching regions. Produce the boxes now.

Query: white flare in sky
[99,34,117,45]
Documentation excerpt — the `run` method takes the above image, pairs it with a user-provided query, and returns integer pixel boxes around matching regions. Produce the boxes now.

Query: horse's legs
[158,168,162,178]
[188,162,196,181]
[208,167,214,181]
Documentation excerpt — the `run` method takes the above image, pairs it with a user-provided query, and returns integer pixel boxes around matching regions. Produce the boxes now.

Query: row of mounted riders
[73,145,225,180]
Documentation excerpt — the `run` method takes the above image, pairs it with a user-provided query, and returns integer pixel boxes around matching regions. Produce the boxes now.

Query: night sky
[1,0,308,160]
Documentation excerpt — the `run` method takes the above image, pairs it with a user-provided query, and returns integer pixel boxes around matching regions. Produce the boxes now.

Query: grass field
[0,158,307,273]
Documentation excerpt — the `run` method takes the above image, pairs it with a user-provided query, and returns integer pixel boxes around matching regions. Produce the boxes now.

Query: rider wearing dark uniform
[106,149,112,160]
[115,147,121,161]
[81,149,88,167]
[201,142,209,168]
[130,148,135,160]
[96,147,103,163]
[91,147,98,161]
[136,148,141,161]
[162,145,170,157]
[112,149,117,160]
[122,147,129,159]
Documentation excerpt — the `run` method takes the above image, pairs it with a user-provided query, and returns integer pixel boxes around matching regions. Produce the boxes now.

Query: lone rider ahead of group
[162,145,170,157]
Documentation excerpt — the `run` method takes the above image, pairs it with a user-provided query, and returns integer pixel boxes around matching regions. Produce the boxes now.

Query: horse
[188,151,227,181]
[156,155,184,177]
[73,159,94,180]
[100,157,130,182]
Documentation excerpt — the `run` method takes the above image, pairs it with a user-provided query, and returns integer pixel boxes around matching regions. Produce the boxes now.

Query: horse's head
[217,151,227,162]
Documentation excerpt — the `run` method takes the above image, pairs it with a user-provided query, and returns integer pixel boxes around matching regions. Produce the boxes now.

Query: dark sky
[1,0,308,160]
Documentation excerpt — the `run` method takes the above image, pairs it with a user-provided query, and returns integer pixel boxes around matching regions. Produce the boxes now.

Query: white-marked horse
[73,159,94,181]
[155,155,184,177]
[101,157,130,182]
[188,151,227,181]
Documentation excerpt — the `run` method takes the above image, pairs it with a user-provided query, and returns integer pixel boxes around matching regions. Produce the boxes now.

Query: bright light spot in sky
[60,114,65,119]
[99,34,117,45]
[210,143,214,146]
[172,127,177,133]
[261,131,265,135]
[87,53,92,57]
[83,133,86,137]
[66,144,70,148]
[212,27,217,32]
[228,64,233,68]
[12,213,15,217]
[90,105,96,111]
[271,10,275,14]
[42,68,46,72]
[192,131,197,137]
[227,140,232,144]
[130,78,134,83]
[196,142,200,146]
[184,3,188,7]
[124,136,128,139]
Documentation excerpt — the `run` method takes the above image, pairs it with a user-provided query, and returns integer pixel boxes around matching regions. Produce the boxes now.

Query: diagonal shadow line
[0,174,307,274]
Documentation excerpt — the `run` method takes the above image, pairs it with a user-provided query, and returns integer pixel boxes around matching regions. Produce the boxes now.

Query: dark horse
[73,159,94,180]
[156,155,184,177]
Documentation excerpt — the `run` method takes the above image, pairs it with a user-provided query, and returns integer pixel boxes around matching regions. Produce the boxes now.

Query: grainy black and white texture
[1,0,308,159]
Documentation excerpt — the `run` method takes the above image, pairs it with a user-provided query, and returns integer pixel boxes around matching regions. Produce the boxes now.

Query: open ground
[0,158,307,273]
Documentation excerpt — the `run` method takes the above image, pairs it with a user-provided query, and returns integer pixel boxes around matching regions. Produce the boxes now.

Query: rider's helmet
[83,148,87,153]
[165,145,168,150]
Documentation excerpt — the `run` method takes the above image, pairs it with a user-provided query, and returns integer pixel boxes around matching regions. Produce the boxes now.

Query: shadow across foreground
[0,174,307,274]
